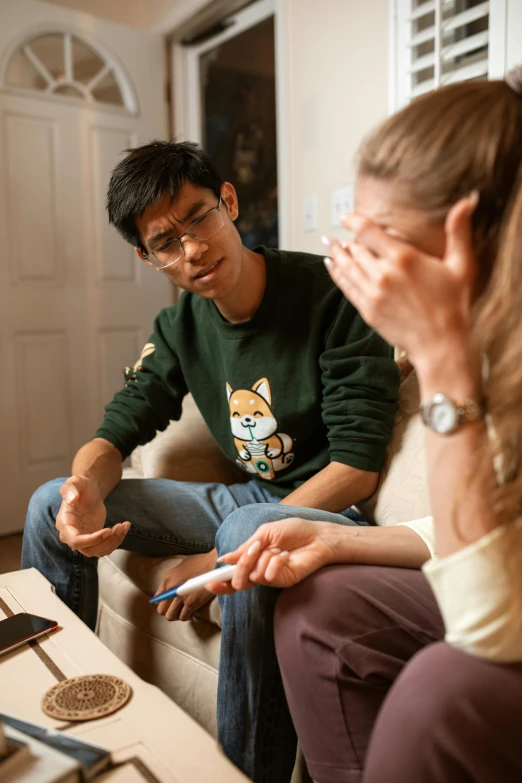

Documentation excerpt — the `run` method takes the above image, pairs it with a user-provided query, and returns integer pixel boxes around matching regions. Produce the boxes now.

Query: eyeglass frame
[141,195,224,270]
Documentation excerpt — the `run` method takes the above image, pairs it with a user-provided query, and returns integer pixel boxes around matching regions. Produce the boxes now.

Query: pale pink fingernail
[66,490,78,503]
[216,555,225,562]
[279,551,289,557]
[321,235,331,247]
[247,540,261,555]
[323,257,332,268]
[269,548,281,554]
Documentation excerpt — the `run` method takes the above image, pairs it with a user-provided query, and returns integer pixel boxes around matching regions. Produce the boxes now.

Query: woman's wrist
[320,524,357,565]
[410,332,482,402]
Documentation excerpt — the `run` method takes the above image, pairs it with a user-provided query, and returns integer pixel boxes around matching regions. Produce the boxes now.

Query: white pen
[149,564,237,604]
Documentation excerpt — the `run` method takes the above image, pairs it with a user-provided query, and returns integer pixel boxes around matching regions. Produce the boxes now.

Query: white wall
[280,0,389,252]
[38,0,390,253]
[34,0,178,28]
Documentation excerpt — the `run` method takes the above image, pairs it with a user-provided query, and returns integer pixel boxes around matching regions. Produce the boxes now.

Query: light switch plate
[303,194,318,232]
[331,185,354,228]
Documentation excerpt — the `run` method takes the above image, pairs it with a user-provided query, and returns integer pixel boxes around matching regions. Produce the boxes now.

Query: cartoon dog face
[226,378,277,441]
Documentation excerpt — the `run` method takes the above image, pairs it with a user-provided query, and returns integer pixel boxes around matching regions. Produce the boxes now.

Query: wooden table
[0,568,249,782]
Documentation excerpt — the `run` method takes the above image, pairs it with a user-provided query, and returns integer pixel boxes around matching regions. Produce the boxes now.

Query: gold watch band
[455,398,485,425]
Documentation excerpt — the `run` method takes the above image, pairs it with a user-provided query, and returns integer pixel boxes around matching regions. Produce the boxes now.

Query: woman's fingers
[249,549,279,583]
[217,531,266,565]
[264,551,289,583]
[206,580,236,595]
[343,240,384,280]
[340,213,406,259]
[325,248,367,307]
[216,552,236,564]
[218,521,292,567]
[231,542,266,590]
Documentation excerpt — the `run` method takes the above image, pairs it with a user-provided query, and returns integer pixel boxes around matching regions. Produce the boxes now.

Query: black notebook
[0,713,111,781]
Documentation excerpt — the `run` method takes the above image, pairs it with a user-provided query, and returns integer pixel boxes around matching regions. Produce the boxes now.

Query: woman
[210,66,522,782]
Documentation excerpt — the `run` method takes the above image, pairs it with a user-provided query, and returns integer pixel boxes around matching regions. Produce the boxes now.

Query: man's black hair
[106,139,224,248]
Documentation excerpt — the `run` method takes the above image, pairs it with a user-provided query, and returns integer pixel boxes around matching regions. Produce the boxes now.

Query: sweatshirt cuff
[329,442,386,473]
[398,516,436,557]
[423,519,522,662]
[93,428,132,461]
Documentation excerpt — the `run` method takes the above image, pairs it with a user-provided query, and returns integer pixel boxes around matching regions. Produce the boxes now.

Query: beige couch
[97,370,429,780]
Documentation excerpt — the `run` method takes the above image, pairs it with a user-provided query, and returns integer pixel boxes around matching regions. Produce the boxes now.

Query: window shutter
[392,0,508,110]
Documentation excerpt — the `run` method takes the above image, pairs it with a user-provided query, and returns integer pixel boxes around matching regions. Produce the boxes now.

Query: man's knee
[25,478,65,538]
[216,503,283,554]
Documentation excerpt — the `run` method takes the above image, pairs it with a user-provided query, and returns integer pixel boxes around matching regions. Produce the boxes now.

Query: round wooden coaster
[42,674,132,721]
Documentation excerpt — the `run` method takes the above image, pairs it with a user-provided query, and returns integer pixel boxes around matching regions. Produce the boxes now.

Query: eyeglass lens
[150,206,224,268]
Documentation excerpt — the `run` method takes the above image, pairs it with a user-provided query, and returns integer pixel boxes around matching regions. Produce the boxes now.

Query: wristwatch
[420,393,484,435]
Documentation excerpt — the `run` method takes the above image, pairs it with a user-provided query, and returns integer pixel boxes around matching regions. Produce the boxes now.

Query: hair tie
[505,65,522,96]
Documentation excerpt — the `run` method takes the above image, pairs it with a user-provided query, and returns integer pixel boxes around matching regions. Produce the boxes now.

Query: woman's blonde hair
[358,78,522,528]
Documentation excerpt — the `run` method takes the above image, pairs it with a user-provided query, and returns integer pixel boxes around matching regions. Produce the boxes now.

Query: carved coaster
[42,674,132,721]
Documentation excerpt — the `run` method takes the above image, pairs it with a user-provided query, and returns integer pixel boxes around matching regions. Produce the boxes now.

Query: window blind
[391,0,509,110]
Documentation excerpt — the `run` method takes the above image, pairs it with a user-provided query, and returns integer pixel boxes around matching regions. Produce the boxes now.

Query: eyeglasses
[142,196,224,270]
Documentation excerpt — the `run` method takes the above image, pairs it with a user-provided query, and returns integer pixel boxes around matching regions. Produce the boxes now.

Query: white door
[0,0,170,534]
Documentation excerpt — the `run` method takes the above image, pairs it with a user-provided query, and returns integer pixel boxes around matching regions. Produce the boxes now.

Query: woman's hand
[325,195,478,370]
[206,518,338,594]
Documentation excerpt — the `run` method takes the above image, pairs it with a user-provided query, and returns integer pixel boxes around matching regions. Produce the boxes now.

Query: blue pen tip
[150,587,178,604]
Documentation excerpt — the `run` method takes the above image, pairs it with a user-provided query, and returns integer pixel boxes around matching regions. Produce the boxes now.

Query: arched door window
[2,31,136,113]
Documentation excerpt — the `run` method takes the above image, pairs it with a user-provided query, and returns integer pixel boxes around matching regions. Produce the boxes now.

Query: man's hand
[154,549,218,622]
[56,476,130,557]
[208,518,336,593]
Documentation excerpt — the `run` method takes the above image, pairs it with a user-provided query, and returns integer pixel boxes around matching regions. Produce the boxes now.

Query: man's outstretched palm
[56,475,130,557]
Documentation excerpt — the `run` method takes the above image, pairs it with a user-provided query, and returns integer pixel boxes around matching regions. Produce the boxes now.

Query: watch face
[431,402,458,434]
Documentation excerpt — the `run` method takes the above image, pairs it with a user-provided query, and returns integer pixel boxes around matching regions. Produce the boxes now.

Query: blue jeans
[22,477,363,783]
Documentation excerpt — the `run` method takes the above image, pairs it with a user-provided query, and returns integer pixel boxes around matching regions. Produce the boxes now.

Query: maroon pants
[274,565,522,783]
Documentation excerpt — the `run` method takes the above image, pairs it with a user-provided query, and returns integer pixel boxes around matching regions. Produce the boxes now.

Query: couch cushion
[103,549,223,629]
[132,395,246,485]
[97,552,221,736]
[357,370,431,525]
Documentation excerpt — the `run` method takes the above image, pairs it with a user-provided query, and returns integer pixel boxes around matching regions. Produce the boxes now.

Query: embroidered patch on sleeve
[124,342,155,385]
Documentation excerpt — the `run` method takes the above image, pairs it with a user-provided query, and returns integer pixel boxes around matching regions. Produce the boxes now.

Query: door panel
[15,331,72,469]
[6,113,61,282]
[90,126,138,283]
[0,0,169,533]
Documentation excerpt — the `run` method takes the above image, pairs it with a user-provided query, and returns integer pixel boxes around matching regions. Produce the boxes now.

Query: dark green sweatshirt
[96,247,400,498]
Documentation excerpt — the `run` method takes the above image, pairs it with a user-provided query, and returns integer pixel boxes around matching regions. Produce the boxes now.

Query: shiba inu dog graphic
[226,378,295,479]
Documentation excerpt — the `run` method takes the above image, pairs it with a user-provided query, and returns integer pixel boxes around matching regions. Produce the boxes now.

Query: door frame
[169,0,290,248]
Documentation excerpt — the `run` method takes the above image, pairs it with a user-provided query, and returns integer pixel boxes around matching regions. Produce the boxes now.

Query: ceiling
[35,0,180,29]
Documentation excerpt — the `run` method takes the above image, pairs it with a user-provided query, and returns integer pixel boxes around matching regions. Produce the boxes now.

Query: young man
[23,141,400,783]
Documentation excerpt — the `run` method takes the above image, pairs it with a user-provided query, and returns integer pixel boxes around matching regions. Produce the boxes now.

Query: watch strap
[455,397,485,425]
